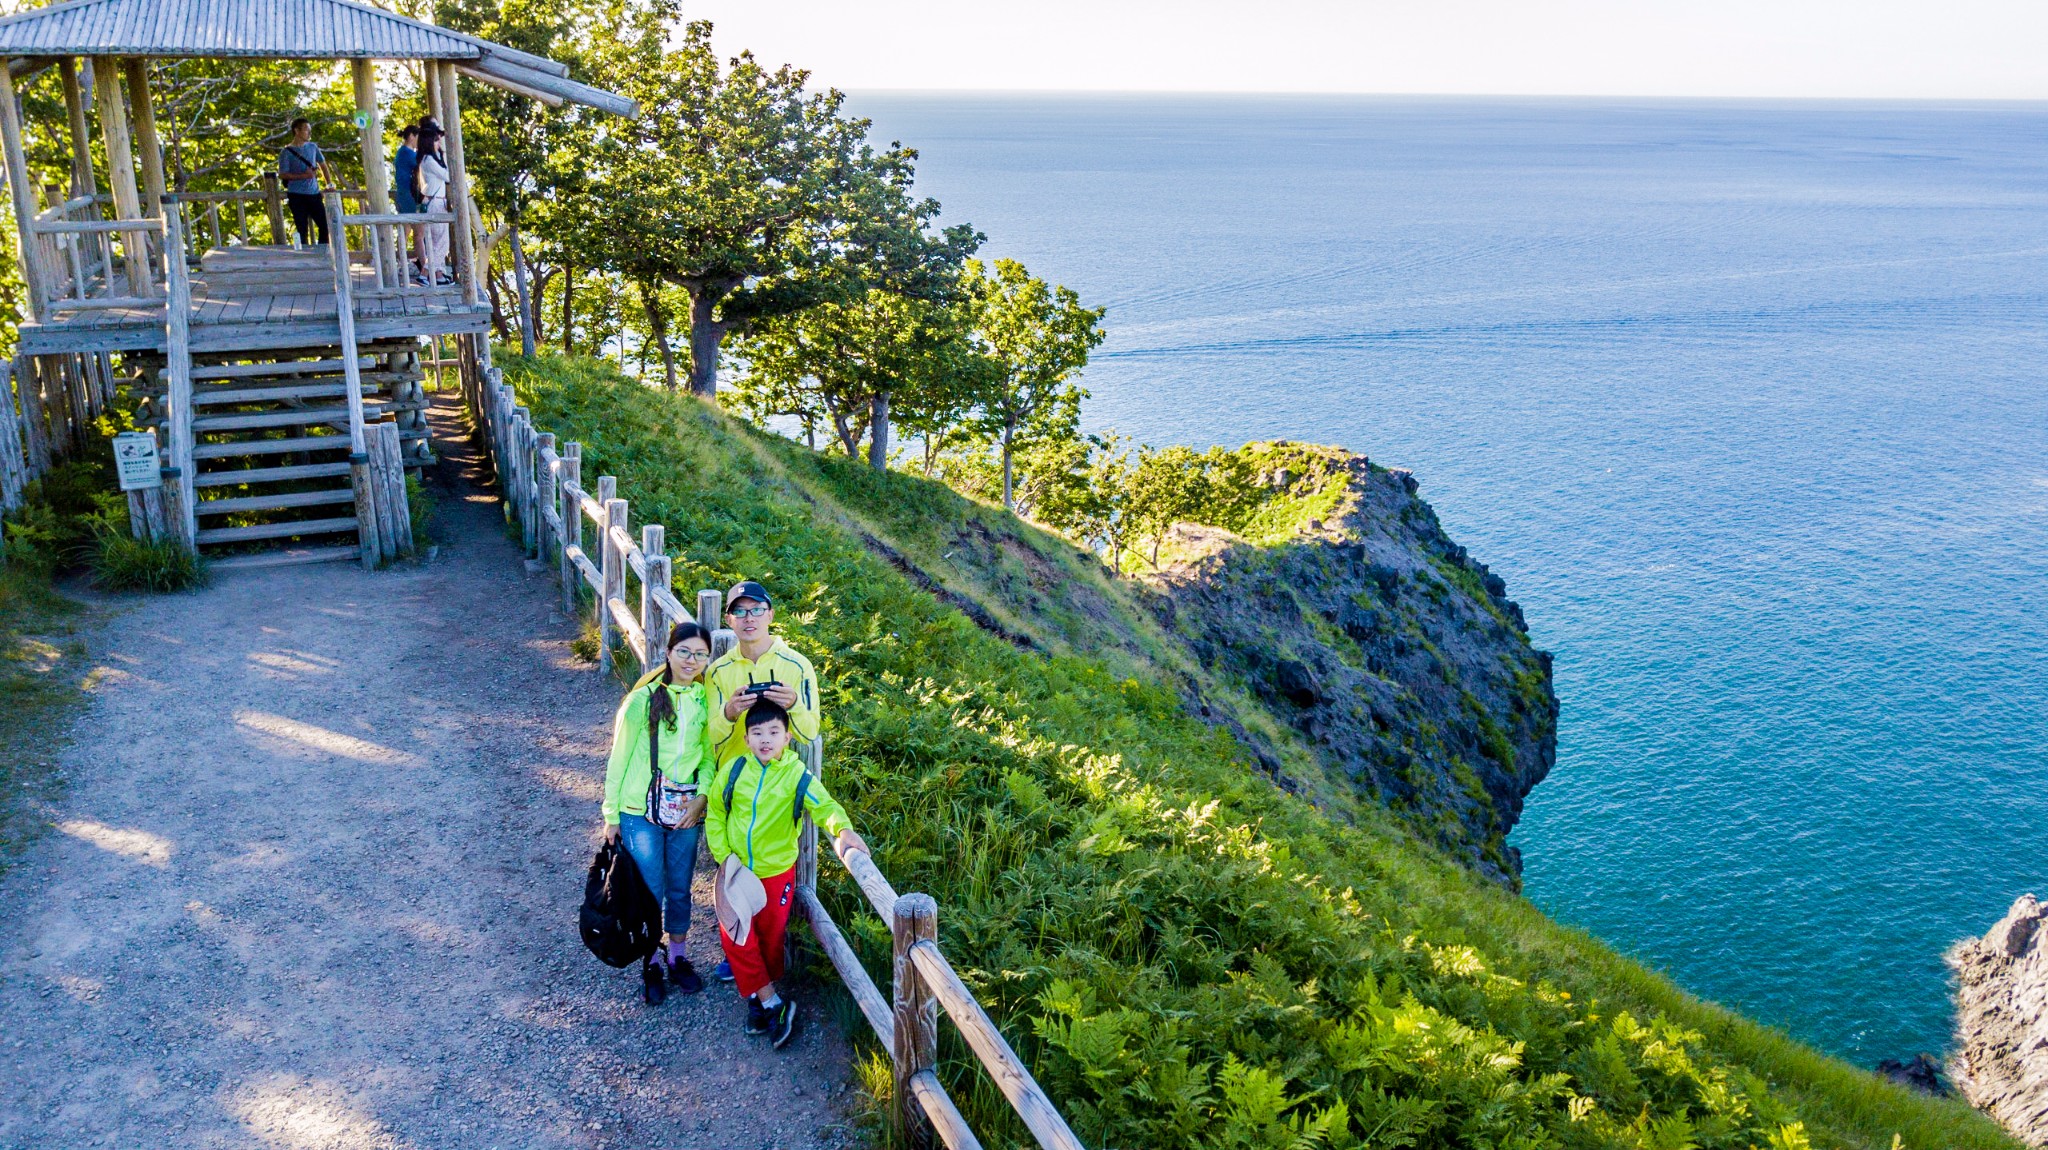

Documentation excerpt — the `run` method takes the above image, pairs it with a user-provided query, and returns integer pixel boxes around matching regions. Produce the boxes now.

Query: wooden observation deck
[0,0,633,566]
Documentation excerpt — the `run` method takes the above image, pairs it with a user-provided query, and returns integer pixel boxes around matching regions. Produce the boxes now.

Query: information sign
[113,431,162,491]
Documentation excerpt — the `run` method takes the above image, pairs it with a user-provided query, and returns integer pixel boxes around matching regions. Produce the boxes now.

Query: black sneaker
[642,957,667,1007]
[769,1000,798,1049]
[744,997,772,1036]
[670,960,704,996]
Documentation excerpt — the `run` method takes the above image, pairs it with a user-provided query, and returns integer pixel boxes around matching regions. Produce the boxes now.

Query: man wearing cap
[704,581,820,772]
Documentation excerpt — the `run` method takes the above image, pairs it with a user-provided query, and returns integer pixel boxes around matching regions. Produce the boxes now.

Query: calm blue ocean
[846,93,2048,1066]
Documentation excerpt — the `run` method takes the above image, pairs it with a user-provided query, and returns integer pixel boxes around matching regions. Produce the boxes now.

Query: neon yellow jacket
[705,639,820,766]
[602,678,715,825]
[704,747,852,876]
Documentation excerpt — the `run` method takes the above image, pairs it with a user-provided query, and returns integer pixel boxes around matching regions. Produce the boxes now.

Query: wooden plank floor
[18,245,491,355]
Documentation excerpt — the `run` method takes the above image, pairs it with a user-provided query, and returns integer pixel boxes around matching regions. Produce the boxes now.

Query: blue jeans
[618,813,699,941]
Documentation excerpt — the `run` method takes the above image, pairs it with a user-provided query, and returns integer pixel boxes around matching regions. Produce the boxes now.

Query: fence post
[261,172,285,244]
[560,442,581,615]
[599,491,625,674]
[537,430,556,563]
[797,734,823,896]
[641,523,666,672]
[892,893,939,1150]
[696,587,721,634]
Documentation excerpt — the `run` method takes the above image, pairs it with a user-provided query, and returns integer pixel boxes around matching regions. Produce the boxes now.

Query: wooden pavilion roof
[0,0,633,114]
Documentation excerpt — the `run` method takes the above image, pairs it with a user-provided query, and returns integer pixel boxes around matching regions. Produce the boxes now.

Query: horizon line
[839,88,2048,105]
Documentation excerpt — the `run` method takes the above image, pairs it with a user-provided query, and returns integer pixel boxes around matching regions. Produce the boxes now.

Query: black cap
[725,580,772,610]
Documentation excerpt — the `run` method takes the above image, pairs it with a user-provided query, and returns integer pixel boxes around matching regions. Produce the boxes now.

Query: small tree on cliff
[961,259,1106,510]
[583,16,975,398]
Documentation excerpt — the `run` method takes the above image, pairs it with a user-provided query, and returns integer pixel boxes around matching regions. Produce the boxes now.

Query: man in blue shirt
[392,124,422,278]
[278,117,335,247]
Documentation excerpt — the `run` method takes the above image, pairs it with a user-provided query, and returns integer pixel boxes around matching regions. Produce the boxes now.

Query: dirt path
[0,410,859,1150]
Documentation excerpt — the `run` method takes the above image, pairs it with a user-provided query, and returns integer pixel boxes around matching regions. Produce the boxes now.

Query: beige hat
[713,855,767,945]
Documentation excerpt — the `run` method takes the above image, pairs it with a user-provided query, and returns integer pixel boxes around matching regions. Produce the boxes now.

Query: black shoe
[770,1000,798,1049]
[642,958,667,1007]
[670,959,704,996]
[744,996,772,1036]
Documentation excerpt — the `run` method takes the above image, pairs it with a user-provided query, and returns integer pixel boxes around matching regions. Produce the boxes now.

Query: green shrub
[502,352,2013,1150]
[406,472,435,547]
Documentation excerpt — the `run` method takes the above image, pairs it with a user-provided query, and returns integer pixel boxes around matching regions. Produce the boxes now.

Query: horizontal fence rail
[464,355,1088,1150]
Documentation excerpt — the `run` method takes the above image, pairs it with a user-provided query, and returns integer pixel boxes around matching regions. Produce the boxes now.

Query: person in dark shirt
[392,124,422,276]
[277,117,335,247]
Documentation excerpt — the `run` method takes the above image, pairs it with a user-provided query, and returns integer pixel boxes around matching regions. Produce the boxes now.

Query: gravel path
[0,410,860,1149]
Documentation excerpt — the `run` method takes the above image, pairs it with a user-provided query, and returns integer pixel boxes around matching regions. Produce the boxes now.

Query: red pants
[721,866,796,998]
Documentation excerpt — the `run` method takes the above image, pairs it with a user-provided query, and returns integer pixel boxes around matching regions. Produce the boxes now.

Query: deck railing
[30,193,161,311]
[466,358,1088,1150]
[325,190,473,310]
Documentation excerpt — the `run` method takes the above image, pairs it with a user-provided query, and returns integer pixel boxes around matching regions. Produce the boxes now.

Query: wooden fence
[465,355,1089,1150]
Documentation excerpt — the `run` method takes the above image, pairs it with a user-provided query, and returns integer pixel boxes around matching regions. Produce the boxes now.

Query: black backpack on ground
[578,838,661,967]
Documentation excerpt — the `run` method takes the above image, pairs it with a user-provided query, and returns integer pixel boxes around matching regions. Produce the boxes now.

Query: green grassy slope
[502,353,2011,1150]
[0,559,88,875]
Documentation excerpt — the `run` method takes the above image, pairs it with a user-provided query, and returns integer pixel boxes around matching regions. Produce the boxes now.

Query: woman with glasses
[601,622,717,1004]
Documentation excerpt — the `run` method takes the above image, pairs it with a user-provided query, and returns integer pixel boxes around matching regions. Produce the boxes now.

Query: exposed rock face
[1950,894,2048,1147]
[1143,454,1557,885]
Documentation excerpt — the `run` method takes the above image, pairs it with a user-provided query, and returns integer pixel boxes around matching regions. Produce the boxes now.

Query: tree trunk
[511,223,537,357]
[484,269,509,339]
[1000,422,1016,510]
[642,284,678,391]
[869,390,889,471]
[530,267,553,347]
[685,289,728,399]
[560,263,574,355]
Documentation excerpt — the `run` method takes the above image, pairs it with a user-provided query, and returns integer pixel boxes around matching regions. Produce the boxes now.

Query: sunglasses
[728,605,771,619]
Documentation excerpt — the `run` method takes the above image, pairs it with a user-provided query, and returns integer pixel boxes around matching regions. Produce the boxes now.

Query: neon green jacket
[705,639,821,768]
[602,678,715,825]
[704,747,852,876]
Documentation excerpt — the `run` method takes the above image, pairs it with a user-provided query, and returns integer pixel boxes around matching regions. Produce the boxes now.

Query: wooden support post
[560,441,581,615]
[90,59,150,298]
[600,495,627,674]
[514,406,536,553]
[351,452,379,568]
[352,59,396,285]
[0,360,26,514]
[537,428,556,559]
[123,59,166,227]
[0,65,50,322]
[12,355,47,473]
[697,587,722,634]
[378,422,412,560]
[58,60,96,200]
[892,893,939,1150]
[160,210,195,546]
[434,63,480,308]
[262,173,285,245]
[711,627,736,661]
[640,524,666,672]
[422,60,443,125]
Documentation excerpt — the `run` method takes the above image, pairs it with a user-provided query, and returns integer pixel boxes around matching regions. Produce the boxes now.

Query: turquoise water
[847,93,2048,1066]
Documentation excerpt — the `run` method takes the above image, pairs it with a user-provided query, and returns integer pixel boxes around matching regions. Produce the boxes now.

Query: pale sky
[685,0,2048,99]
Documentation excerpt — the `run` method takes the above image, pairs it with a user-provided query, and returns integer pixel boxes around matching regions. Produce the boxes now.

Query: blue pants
[618,814,699,939]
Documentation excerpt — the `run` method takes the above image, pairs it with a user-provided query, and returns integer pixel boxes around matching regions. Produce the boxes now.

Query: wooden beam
[90,58,150,297]
[58,59,95,199]
[123,58,166,221]
[351,59,403,288]
[0,64,49,321]
[435,63,479,308]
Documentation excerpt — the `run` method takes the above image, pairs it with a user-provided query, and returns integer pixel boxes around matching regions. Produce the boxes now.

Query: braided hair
[646,621,712,732]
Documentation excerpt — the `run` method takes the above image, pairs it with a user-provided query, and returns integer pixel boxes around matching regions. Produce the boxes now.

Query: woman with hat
[601,621,718,1004]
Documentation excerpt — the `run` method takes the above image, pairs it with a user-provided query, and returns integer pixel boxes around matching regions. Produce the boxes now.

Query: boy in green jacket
[706,699,867,1048]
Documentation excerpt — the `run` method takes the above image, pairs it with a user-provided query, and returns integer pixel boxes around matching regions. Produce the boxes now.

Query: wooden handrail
[30,217,165,235]
[469,360,1091,1150]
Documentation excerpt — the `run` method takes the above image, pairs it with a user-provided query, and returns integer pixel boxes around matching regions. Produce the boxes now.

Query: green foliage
[406,472,436,548]
[959,258,1107,508]
[503,352,2016,1150]
[85,517,206,594]
[0,563,82,877]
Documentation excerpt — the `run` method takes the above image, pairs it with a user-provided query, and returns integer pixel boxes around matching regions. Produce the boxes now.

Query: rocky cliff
[1141,447,1557,885]
[1950,894,2048,1148]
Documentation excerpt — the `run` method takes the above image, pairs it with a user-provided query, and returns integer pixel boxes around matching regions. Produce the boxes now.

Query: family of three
[599,581,867,1049]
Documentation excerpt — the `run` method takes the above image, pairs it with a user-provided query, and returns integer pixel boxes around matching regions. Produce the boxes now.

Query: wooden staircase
[131,339,433,569]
